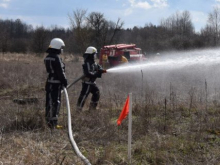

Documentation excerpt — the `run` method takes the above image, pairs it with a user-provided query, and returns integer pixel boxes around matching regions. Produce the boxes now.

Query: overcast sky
[0,0,220,32]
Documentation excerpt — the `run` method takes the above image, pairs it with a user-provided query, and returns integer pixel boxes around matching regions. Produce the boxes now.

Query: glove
[99,69,107,73]
[62,79,68,88]
[96,69,107,78]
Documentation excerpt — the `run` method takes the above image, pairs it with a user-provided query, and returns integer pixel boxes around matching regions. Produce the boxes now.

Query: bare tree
[68,9,91,53]
[87,12,108,49]
[31,26,49,54]
[201,25,213,46]
[0,23,9,53]
[160,11,194,36]
[108,18,124,45]
[69,9,124,53]
[86,12,124,48]
[180,11,194,36]
[159,10,194,49]
[207,7,220,45]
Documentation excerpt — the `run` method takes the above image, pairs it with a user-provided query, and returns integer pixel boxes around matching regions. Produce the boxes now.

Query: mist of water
[103,48,220,103]
[107,48,220,73]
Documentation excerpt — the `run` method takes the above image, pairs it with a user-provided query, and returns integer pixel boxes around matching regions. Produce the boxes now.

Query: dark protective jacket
[44,50,67,87]
[82,55,103,84]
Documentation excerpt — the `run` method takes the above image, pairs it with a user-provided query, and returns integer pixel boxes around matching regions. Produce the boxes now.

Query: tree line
[0,7,220,56]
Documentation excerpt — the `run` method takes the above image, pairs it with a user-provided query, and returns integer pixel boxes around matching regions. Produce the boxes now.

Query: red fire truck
[99,44,145,67]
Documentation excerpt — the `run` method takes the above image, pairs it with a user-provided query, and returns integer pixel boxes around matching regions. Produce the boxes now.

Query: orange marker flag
[117,95,129,126]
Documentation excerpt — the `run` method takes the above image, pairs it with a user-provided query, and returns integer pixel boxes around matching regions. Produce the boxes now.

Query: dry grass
[1,53,220,164]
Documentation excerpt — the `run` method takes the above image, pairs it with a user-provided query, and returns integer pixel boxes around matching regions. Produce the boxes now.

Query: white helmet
[49,38,65,49]
[85,46,97,54]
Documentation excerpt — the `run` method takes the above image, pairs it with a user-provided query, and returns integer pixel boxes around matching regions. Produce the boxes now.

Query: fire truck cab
[99,44,145,67]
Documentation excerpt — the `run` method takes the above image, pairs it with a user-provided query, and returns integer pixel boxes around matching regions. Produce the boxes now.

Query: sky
[0,0,220,32]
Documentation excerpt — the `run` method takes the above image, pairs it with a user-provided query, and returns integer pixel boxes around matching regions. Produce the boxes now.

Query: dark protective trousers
[45,83,62,127]
[77,83,100,110]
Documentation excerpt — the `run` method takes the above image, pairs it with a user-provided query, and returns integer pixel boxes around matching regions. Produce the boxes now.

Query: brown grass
[1,53,220,164]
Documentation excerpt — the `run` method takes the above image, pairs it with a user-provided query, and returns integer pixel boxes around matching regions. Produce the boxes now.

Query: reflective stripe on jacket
[44,53,66,85]
[82,60,102,84]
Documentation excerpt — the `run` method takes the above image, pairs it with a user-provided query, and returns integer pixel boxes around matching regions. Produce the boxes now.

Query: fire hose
[62,69,106,93]
[66,74,85,90]
[63,87,91,165]
[62,71,106,164]
[61,74,85,94]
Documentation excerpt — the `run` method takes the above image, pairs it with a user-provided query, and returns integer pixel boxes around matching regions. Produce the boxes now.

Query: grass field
[1,53,220,165]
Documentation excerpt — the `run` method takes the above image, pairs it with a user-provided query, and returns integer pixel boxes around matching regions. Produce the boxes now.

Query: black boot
[47,120,57,129]
[89,102,97,111]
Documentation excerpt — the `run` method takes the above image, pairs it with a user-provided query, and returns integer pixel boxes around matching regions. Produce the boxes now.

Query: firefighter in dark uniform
[77,46,106,111]
[44,38,67,129]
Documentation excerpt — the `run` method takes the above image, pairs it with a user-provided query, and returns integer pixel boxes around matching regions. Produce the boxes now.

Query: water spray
[63,87,91,165]
[106,48,220,73]
[61,48,220,165]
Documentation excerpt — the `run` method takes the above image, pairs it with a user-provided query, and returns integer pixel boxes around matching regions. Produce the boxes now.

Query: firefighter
[77,46,106,111]
[121,55,128,63]
[102,54,108,69]
[44,38,67,129]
